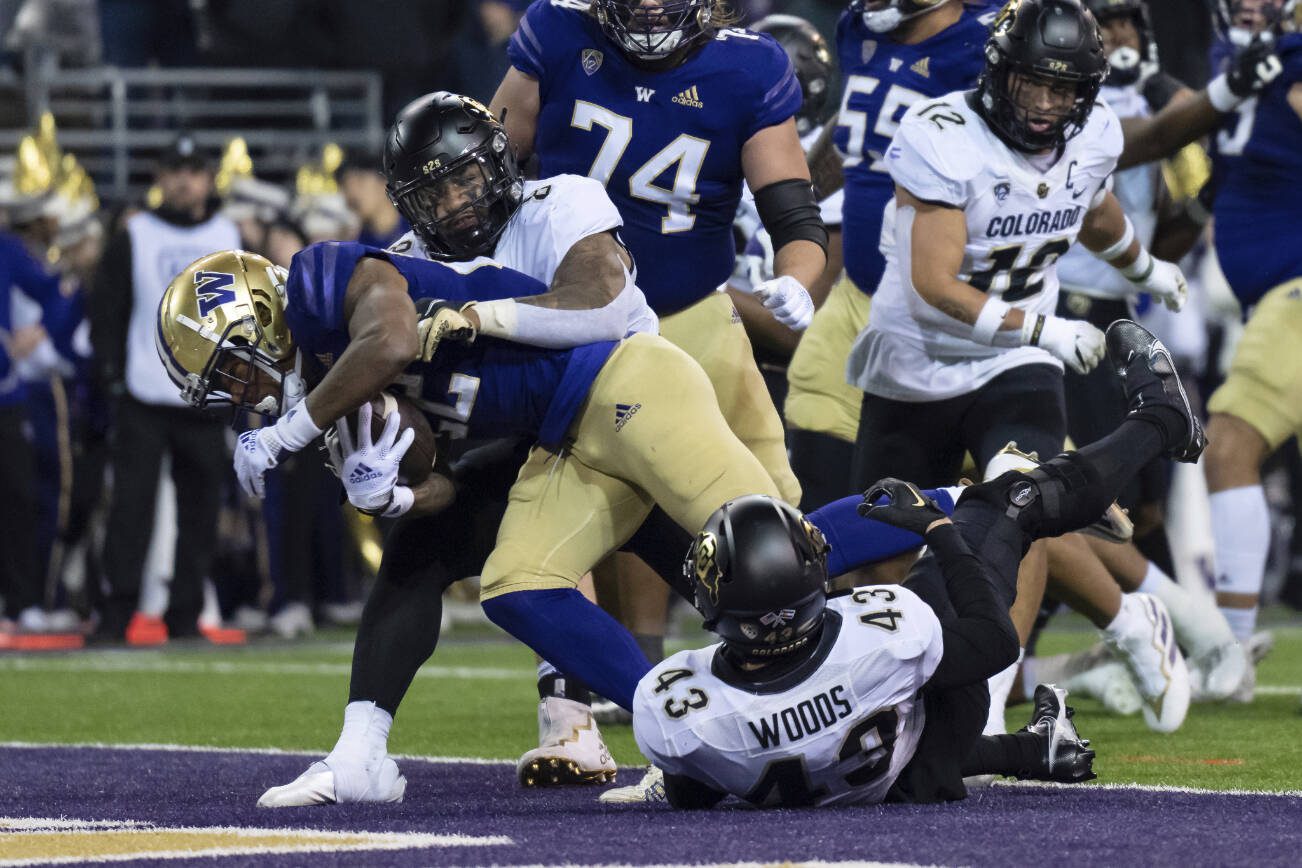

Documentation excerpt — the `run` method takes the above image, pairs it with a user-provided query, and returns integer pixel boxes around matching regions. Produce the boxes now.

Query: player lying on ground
[155,245,964,806]
[633,319,1204,808]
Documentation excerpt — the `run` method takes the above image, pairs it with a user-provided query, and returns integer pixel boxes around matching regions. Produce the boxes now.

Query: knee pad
[959,452,1102,539]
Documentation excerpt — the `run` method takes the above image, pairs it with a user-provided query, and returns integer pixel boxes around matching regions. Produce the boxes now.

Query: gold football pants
[479,333,781,600]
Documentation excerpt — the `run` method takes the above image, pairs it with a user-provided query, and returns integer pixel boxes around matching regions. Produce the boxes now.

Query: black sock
[348,570,448,717]
[961,731,1045,778]
[538,670,592,706]
[634,633,665,665]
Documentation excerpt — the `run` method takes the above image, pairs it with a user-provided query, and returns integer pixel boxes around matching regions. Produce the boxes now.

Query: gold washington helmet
[156,249,300,415]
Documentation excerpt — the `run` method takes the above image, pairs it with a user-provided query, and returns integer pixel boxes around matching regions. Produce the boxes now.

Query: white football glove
[234,402,323,499]
[1129,257,1188,312]
[1023,314,1106,375]
[752,275,815,331]
[336,401,415,517]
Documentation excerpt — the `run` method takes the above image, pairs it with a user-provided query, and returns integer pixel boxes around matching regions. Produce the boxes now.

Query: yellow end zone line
[2,742,1301,797]
[0,822,511,868]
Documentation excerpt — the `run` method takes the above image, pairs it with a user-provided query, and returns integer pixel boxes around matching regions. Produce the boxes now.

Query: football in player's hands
[336,392,437,485]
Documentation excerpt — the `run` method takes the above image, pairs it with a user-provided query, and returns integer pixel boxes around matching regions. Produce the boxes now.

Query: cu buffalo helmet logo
[694,532,721,604]
[194,271,236,317]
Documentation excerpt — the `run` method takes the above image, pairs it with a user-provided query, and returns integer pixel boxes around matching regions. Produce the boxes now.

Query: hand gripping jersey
[285,241,615,447]
[1056,84,1161,301]
[390,174,658,337]
[1211,34,1302,307]
[834,2,996,296]
[847,91,1123,402]
[634,586,942,807]
[508,0,802,316]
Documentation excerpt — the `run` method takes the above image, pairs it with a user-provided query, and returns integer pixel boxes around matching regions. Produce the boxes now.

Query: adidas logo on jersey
[910,56,930,77]
[672,86,704,109]
[614,402,642,432]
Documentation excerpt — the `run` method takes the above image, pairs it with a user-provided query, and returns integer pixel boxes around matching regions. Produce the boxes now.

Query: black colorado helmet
[1084,0,1157,86]
[752,14,836,136]
[977,0,1108,153]
[383,92,523,260]
[686,495,830,662]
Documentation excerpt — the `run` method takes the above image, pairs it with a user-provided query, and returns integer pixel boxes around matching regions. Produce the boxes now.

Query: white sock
[983,649,1023,736]
[1221,606,1258,643]
[1137,560,1235,656]
[330,700,393,763]
[1102,593,1140,640]
[1020,656,1038,700]
[1209,485,1270,640]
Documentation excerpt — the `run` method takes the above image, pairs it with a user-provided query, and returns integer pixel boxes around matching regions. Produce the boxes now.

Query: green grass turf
[2,617,1300,792]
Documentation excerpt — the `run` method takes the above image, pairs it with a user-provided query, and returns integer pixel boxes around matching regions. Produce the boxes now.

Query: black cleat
[1105,319,1206,463]
[1017,684,1097,784]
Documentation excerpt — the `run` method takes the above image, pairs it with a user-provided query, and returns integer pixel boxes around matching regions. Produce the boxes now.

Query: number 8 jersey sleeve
[632,585,942,808]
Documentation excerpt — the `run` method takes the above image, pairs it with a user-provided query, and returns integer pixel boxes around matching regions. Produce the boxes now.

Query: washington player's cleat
[1103,594,1190,733]
[1016,684,1096,783]
[517,696,617,787]
[983,441,1133,542]
[1105,320,1206,463]
[598,765,666,804]
[1189,639,1249,702]
[1064,660,1143,717]
[256,757,406,807]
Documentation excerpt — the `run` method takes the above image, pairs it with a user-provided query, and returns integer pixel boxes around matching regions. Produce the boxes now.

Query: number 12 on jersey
[571,100,710,234]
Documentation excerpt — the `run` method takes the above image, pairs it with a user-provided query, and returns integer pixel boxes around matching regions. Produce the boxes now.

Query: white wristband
[1120,247,1155,282]
[1207,73,1239,113]
[972,298,1012,345]
[273,401,325,452]
[470,298,519,339]
[381,485,414,518]
[1095,216,1136,262]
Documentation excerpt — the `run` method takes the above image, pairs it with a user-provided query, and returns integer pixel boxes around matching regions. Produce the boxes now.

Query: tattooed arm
[462,230,652,349]
[895,186,1028,339]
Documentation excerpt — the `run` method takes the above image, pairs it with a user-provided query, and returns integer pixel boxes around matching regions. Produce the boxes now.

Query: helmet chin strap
[253,350,305,416]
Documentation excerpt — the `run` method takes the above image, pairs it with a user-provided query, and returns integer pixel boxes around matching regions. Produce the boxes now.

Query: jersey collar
[709,609,843,695]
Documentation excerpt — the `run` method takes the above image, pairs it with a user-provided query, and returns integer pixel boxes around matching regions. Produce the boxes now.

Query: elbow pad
[753,178,828,255]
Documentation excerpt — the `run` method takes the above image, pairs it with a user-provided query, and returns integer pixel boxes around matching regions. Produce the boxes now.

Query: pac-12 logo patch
[994,181,1011,202]
[194,271,236,317]
[582,49,603,75]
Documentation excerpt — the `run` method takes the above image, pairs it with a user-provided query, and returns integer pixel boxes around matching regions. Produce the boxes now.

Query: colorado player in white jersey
[634,319,1205,807]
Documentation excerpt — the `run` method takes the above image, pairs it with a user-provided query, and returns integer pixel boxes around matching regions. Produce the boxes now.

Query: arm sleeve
[478,269,648,349]
[88,228,134,388]
[885,113,968,207]
[1141,71,1187,112]
[810,487,956,578]
[744,35,803,140]
[921,524,1021,689]
[663,772,728,810]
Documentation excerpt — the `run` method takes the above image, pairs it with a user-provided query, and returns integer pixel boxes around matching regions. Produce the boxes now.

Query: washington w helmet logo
[194,271,236,317]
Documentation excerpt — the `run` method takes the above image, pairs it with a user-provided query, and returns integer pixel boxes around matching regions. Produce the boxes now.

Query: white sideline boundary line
[3,742,1300,797]
[0,656,531,681]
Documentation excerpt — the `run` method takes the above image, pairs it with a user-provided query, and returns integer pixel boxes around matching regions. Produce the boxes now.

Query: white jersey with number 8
[632,586,943,807]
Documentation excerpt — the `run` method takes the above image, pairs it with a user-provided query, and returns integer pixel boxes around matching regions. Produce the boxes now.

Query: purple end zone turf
[0,746,1298,867]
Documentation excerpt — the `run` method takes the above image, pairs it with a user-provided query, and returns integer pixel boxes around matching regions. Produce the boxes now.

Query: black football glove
[1227,35,1283,98]
[414,298,477,361]
[857,477,948,537]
